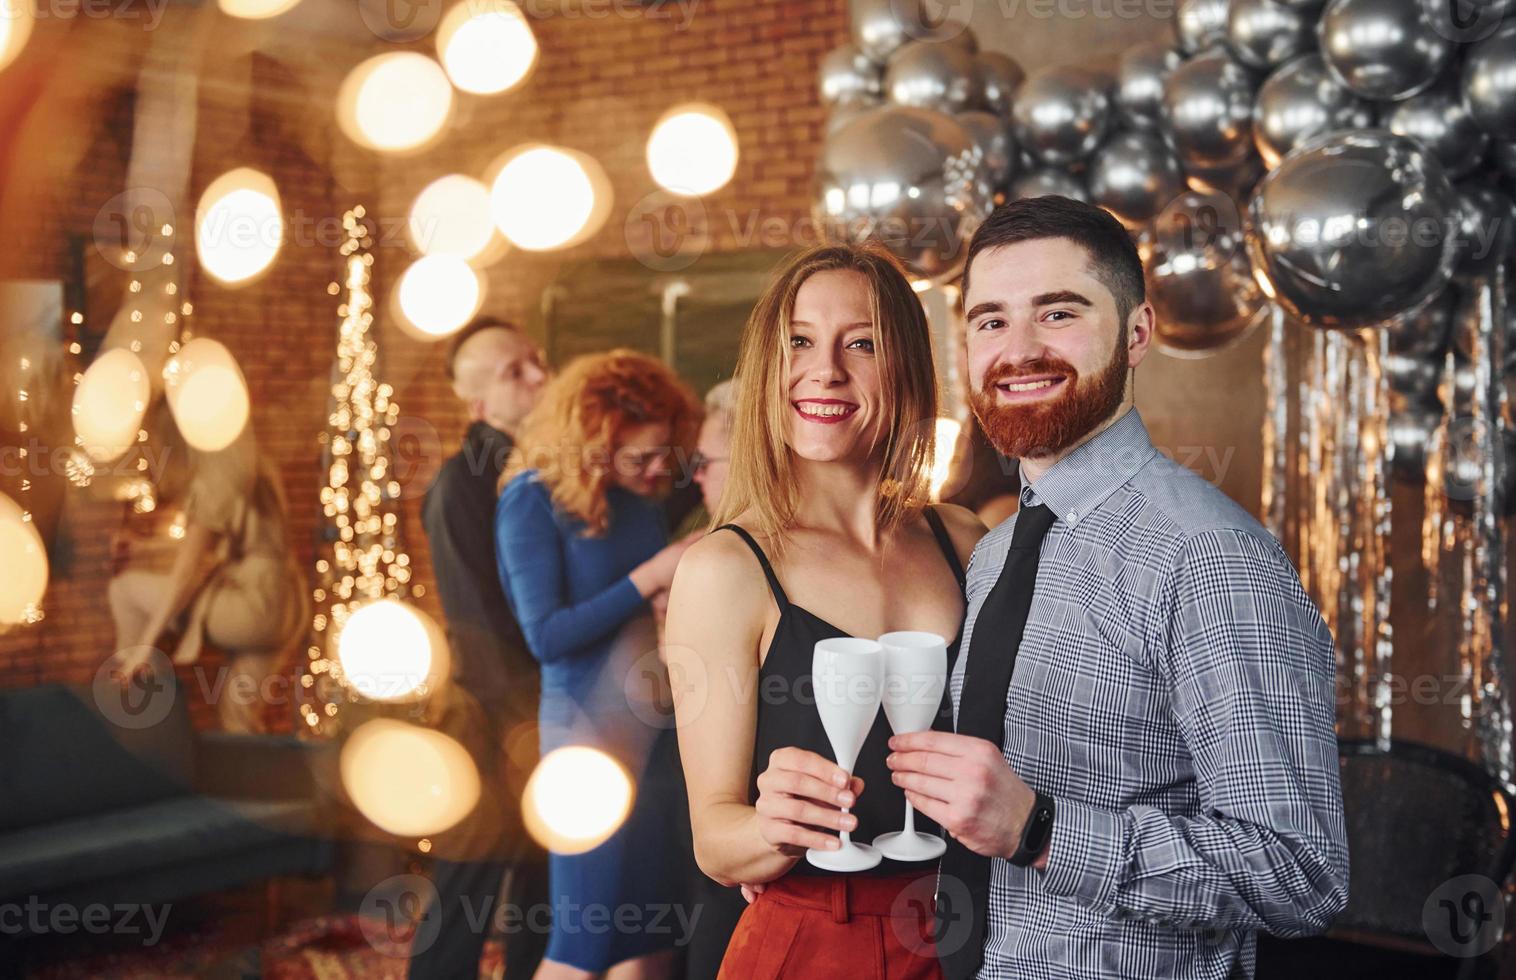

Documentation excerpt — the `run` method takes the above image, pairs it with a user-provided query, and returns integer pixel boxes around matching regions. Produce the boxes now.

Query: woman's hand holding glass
[753,746,865,856]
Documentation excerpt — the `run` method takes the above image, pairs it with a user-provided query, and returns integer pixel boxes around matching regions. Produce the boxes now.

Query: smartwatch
[1009,792,1056,867]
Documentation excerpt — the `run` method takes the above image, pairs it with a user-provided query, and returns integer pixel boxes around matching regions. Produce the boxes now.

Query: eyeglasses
[691,453,729,474]
[617,447,671,473]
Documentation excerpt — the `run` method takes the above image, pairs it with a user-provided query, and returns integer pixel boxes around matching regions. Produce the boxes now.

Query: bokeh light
[335,598,447,702]
[488,145,612,251]
[395,255,484,338]
[646,103,739,196]
[0,0,34,73]
[522,746,634,854]
[163,338,251,452]
[72,348,149,464]
[0,492,47,627]
[341,720,481,837]
[929,417,962,501]
[408,175,496,260]
[196,168,283,285]
[337,52,454,155]
[217,0,302,18]
[437,0,538,95]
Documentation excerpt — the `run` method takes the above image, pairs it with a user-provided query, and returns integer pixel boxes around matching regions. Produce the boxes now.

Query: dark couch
[0,677,334,956]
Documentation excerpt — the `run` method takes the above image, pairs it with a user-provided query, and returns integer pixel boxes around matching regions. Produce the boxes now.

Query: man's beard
[970,327,1128,461]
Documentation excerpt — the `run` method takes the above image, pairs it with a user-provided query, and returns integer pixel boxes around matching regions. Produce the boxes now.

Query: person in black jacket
[410,317,550,980]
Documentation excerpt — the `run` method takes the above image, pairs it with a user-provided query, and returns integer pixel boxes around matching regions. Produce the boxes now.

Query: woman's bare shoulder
[930,502,989,566]
[674,524,768,599]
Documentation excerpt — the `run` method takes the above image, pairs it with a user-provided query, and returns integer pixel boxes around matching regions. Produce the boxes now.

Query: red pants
[717,872,943,980]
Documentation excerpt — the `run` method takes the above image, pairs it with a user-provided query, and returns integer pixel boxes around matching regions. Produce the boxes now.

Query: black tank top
[717,508,967,877]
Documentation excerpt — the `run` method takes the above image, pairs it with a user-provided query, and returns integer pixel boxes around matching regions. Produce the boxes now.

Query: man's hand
[887,730,1038,861]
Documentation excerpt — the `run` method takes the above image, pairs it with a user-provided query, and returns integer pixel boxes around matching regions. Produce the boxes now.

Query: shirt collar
[464,421,513,468]
[1018,407,1157,526]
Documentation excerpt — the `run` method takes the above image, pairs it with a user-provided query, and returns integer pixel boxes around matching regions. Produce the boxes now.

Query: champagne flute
[872,630,948,861]
[806,637,884,872]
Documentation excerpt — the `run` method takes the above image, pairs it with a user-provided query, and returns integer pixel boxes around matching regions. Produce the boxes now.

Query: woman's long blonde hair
[503,348,699,534]
[711,243,940,544]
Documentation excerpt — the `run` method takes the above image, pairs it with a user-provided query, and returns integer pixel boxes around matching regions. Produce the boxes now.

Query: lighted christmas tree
[301,206,417,737]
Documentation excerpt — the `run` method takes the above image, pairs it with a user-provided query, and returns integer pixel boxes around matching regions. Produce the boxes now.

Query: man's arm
[1038,527,1350,937]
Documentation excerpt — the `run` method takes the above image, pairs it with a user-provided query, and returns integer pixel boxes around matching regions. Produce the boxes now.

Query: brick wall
[0,0,848,728]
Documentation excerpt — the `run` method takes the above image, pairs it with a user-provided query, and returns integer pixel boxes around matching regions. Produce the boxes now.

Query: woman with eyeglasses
[495,348,702,980]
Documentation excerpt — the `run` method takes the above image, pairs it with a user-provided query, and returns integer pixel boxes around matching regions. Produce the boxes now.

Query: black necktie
[938,502,1057,980]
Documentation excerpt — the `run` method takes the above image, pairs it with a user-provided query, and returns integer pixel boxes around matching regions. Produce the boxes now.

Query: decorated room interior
[2,0,1516,976]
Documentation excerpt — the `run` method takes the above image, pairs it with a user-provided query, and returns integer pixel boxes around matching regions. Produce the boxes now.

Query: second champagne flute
[873,630,948,861]
[806,636,884,872]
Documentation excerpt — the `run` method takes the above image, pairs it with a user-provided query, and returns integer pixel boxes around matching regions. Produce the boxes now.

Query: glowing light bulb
[163,338,251,451]
[646,103,739,196]
[522,746,634,854]
[395,255,484,338]
[341,720,481,836]
[72,348,149,463]
[334,598,447,701]
[488,145,612,251]
[437,0,537,95]
[408,175,496,260]
[0,492,46,626]
[196,168,282,285]
[338,52,453,154]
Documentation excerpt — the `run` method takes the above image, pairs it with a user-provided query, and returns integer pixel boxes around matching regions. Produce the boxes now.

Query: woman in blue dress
[495,348,701,979]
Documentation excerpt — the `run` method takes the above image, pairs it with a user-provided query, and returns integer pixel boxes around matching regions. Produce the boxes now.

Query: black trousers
[407,687,548,980]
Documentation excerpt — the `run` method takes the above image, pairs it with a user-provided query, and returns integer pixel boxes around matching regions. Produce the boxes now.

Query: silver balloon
[1490,139,1516,177]
[815,105,990,283]
[1254,54,1374,169]
[1162,48,1258,171]
[1464,24,1516,143]
[976,51,1025,117]
[1089,130,1186,226]
[1186,155,1267,198]
[1013,66,1112,166]
[1387,286,1455,359]
[851,0,976,62]
[1246,130,1459,329]
[1142,190,1267,355]
[1453,182,1516,273]
[1228,0,1314,69]
[1176,0,1231,53]
[1317,0,1453,101]
[885,39,980,115]
[826,104,873,138]
[820,43,884,109]
[852,0,924,62]
[958,110,1018,191]
[1117,42,1183,131]
[1011,167,1089,202]
[1382,84,1489,180]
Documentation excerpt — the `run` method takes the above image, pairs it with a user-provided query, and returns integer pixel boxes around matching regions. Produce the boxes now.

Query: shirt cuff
[1039,796,1126,914]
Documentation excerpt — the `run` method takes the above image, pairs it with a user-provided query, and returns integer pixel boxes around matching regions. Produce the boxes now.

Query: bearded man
[885,196,1349,980]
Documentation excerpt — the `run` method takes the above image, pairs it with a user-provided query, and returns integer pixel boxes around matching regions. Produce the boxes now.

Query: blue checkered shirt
[949,407,1348,979]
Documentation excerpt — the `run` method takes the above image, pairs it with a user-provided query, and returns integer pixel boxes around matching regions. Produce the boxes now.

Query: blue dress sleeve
[495,475,646,664]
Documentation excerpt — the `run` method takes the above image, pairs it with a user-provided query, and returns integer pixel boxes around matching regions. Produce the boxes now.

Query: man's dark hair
[444,316,522,382]
[962,196,1145,325]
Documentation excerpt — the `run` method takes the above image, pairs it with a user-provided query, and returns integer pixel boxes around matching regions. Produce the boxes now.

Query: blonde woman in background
[107,407,307,732]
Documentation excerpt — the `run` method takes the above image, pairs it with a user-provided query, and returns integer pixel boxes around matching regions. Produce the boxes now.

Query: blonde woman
[665,244,986,976]
[495,349,700,980]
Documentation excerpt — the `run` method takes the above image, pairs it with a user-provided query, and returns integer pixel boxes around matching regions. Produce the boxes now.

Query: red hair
[504,349,699,533]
